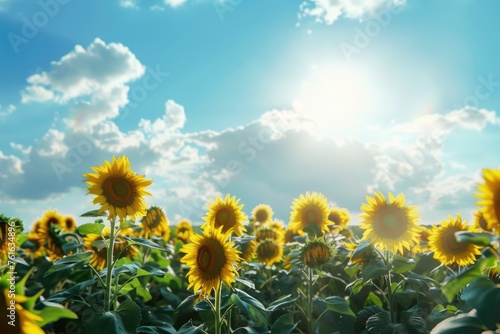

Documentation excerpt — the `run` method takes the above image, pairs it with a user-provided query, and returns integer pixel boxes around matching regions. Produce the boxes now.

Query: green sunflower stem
[104,217,117,312]
[214,283,223,334]
[307,267,315,334]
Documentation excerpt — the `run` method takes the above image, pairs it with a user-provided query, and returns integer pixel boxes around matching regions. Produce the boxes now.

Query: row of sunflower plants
[1,155,500,333]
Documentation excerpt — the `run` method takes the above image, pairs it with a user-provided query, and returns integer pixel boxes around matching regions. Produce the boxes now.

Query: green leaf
[365,311,391,333]
[346,278,364,295]
[123,236,166,251]
[177,321,204,334]
[462,277,500,329]
[364,292,383,308]
[353,306,384,334]
[44,251,93,277]
[231,289,269,325]
[271,313,299,334]
[392,254,416,274]
[352,240,372,259]
[361,261,392,281]
[454,231,497,247]
[427,304,459,329]
[235,276,255,289]
[322,296,355,317]
[76,223,105,236]
[80,210,107,217]
[267,294,299,312]
[442,253,497,302]
[33,302,78,327]
[92,300,142,334]
[430,311,486,334]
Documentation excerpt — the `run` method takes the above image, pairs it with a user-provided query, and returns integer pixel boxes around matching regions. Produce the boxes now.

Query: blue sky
[1,0,499,228]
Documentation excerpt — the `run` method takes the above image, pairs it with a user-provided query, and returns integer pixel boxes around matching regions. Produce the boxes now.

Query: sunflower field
[1,155,500,334]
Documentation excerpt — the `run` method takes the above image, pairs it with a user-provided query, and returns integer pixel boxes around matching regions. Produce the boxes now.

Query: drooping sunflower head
[328,207,351,231]
[83,155,153,222]
[359,192,420,254]
[140,206,170,241]
[413,225,431,253]
[289,192,331,236]
[471,210,494,232]
[180,226,240,297]
[300,238,332,268]
[475,167,500,234]
[428,215,482,266]
[256,239,283,267]
[202,194,248,236]
[176,220,193,243]
[251,204,274,224]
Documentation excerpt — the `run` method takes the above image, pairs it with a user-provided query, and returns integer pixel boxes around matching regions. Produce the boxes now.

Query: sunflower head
[235,236,257,262]
[300,237,332,268]
[39,209,64,231]
[413,225,431,253]
[62,216,77,232]
[289,192,331,237]
[428,215,482,266]
[176,220,193,243]
[251,204,274,224]
[471,211,494,232]
[255,226,284,244]
[83,155,153,221]
[328,207,351,230]
[475,167,500,234]
[141,206,170,241]
[256,239,283,267]
[180,226,240,297]
[0,289,44,334]
[202,194,248,236]
[359,192,420,254]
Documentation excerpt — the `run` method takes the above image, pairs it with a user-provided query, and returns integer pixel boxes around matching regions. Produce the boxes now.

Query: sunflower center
[441,228,468,254]
[328,212,341,226]
[255,210,269,223]
[372,205,408,239]
[303,206,321,225]
[102,177,135,208]
[215,208,235,228]
[197,239,226,279]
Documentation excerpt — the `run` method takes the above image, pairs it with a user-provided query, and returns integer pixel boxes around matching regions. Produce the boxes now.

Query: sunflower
[300,238,332,268]
[289,192,331,237]
[140,206,171,241]
[84,228,139,270]
[269,219,285,231]
[471,211,494,232]
[176,220,193,243]
[475,167,500,234]
[328,207,351,231]
[235,237,257,262]
[83,155,153,221]
[180,226,240,297]
[413,225,431,253]
[0,289,44,334]
[27,210,67,261]
[202,194,248,236]
[255,226,284,244]
[251,204,274,224]
[0,217,12,261]
[428,215,481,266]
[359,192,420,254]
[256,239,283,267]
[61,216,77,232]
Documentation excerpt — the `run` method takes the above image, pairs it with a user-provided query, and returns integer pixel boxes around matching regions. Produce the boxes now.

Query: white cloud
[164,0,187,8]
[120,0,138,8]
[299,0,405,25]
[21,38,145,130]
[0,104,16,118]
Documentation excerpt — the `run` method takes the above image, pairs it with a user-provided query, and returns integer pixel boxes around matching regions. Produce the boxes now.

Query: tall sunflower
[176,220,193,243]
[289,192,331,236]
[475,167,500,234]
[360,192,420,254]
[202,194,248,236]
[140,206,171,241]
[251,204,274,224]
[428,215,481,266]
[256,239,283,267]
[180,226,240,297]
[83,155,153,221]
[300,238,332,268]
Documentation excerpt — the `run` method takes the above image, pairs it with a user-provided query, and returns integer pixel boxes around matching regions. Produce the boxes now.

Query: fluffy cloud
[21,38,145,130]
[119,0,187,10]
[299,0,405,25]
[0,104,15,118]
